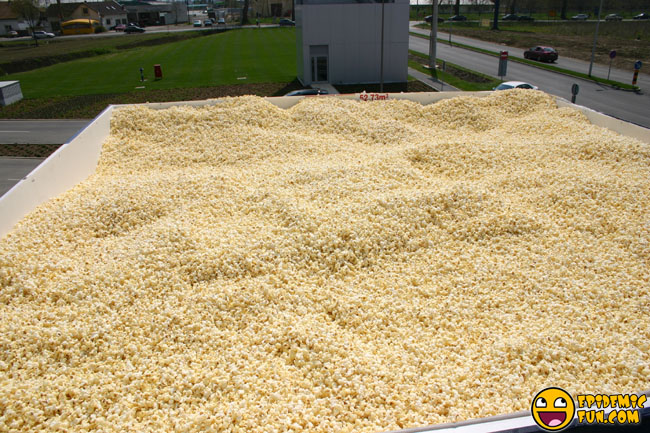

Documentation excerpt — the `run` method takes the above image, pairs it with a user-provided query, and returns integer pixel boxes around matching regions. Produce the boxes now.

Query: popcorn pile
[1,91,649,432]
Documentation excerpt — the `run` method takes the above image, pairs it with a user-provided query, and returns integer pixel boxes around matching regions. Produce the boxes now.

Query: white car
[494,81,539,91]
[33,31,55,39]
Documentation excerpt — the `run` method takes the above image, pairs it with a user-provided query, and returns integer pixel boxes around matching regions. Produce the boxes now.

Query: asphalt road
[0,157,44,197]
[409,31,650,128]
[410,24,649,89]
[0,120,90,144]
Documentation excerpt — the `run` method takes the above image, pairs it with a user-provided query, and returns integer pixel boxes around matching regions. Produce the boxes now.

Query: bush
[95,26,107,34]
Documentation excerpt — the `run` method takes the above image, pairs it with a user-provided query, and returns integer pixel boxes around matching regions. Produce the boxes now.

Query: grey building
[295,0,409,86]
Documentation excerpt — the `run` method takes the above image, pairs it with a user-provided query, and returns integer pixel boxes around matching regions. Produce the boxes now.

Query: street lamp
[588,0,604,77]
[379,0,385,92]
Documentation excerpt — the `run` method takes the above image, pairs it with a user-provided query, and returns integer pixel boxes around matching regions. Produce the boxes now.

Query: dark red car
[524,46,558,63]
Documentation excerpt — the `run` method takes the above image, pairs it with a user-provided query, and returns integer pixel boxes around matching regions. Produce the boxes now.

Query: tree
[492,0,500,30]
[11,0,42,46]
[241,0,249,25]
[454,0,460,16]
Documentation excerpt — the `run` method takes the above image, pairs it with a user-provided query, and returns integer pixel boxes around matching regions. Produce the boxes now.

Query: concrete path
[316,83,339,94]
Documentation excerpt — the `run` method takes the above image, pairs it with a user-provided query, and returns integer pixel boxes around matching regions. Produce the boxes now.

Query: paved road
[409,23,650,89]
[0,157,44,197]
[0,120,90,144]
[409,32,650,128]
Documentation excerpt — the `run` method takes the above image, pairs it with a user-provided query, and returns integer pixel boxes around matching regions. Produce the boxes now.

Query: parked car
[284,89,328,96]
[633,13,649,20]
[571,14,589,20]
[494,81,538,91]
[424,15,445,23]
[518,15,534,21]
[448,15,467,21]
[605,13,623,21]
[217,18,226,25]
[33,30,55,39]
[193,20,202,27]
[204,19,213,26]
[6,30,19,38]
[279,19,295,26]
[111,24,126,31]
[124,25,145,33]
[502,14,519,21]
[524,46,558,62]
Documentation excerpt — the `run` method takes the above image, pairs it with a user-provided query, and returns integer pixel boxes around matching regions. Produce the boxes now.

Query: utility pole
[588,0,603,77]
[428,0,438,70]
[380,0,385,92]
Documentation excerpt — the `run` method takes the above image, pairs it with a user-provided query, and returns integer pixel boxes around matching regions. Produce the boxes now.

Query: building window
[106,18,111,25]
[83,8,89,14]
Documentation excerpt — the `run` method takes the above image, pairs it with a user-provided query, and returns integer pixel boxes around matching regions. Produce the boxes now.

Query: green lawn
[4,28,296,98]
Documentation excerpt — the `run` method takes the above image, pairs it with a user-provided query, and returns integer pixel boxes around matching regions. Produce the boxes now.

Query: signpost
[571,83,579,104]
[608,50,616,80]
[633,60,642,86]
[498,51,508,80]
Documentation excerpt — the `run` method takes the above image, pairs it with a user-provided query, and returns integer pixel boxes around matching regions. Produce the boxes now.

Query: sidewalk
[408,67,460,92]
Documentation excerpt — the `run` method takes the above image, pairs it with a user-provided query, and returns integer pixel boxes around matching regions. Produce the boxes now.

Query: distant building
[250,0,293,18]
[296,0,409,86]
[0,2,46,36]
[119,1,188,26]
[0,2,24,36]
[46,1,127,30]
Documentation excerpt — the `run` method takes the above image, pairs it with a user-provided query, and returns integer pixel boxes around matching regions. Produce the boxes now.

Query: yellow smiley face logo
[531,387,575,431]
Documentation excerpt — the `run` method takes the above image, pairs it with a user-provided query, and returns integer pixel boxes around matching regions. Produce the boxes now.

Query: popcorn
[0,91,649,432]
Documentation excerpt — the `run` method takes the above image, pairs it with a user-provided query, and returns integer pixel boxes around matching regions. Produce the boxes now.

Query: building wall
[1,19,28,36]
[100,13,128,27]
[296,0,408,86]
[70,5,100,21]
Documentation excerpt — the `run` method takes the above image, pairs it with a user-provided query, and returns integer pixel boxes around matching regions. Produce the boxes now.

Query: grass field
[2,28,296,98]
[0,30,206,65]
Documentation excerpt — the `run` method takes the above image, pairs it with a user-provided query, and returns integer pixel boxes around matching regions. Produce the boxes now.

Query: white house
[0,2,30,36]
[295,0,409,86]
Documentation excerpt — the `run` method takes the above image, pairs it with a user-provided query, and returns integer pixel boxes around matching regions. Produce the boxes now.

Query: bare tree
[454,0,460,16]
[11,0,41,46]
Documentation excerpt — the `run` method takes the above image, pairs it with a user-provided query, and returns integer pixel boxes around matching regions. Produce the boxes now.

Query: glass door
[311,56,328,83]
